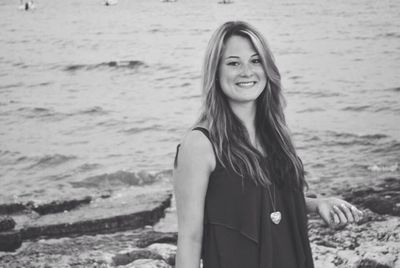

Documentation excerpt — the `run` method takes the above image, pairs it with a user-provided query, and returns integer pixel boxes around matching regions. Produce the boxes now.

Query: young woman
[173,21,363,268]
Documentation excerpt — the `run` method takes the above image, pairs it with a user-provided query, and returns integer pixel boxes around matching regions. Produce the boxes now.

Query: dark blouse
[175,127,314,268]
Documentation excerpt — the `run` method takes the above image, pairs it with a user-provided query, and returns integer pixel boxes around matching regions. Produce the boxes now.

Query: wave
[27,154,77,169]
[16,107,63,119]
[0,83,24,90]
[70,170,162,189]
[286,90,341,98]
[385,87,400,92]
[328,131,388,140]
[371,140,400,154]
[78,106,108,116]
[64,60,146,72]
[15,106,109,119]
[74,163,102,172]
[367,163,398,172]
[323,131,390,147]
[378,32,400,39]
[297,107,325,113]
[180,94,200,100]
[342,105,371,112]
[120,124,163,134]
[27,82,53,88]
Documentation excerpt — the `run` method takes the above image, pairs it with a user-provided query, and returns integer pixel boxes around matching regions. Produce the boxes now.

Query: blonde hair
[197,21,306,189]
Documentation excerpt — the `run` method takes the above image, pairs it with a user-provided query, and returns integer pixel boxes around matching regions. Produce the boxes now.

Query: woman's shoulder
[180,124,211,153]
[176,124,216,170]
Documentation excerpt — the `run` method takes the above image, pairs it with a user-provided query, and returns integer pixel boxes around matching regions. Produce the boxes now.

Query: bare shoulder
[176,127,216,172]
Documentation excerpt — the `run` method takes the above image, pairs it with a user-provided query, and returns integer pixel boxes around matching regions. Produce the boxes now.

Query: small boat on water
[18,0,35,10]
[218,0,233,4]
[104,0,118,6]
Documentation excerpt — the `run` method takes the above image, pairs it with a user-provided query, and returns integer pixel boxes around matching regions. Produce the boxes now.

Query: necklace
[267,183,281,224]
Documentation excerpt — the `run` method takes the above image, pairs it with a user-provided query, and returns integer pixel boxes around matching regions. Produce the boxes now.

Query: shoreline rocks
[0,177,399,267]
[0,216,15,232]
[0,185,172,254]
[342,177,400,217]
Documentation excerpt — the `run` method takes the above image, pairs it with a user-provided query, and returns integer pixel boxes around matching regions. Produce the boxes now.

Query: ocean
[0,0,399,202]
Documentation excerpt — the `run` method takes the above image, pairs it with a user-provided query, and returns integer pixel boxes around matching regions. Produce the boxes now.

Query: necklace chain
[266,183,277,211]
[266,183,281,224]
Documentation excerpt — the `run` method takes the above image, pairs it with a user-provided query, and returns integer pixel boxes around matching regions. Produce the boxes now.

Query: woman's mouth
[236,81,257,88]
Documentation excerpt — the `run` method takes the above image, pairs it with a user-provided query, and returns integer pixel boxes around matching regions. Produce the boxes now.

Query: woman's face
[218,35,267,105]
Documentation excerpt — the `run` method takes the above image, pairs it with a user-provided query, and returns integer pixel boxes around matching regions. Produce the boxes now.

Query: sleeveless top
[175,127,315,268]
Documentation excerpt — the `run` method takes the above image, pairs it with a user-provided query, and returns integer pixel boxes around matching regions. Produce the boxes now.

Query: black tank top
[175,127,315,268]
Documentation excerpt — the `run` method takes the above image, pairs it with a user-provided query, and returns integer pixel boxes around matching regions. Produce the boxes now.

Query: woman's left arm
[305,196,364,227]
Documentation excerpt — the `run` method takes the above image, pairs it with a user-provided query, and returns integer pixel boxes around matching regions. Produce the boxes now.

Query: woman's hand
[316,197,364,228]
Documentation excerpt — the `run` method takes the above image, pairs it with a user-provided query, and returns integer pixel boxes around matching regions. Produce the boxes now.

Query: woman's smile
[235,81,257,88]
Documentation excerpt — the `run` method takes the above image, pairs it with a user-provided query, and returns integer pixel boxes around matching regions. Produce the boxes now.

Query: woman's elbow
[178,227,204,244]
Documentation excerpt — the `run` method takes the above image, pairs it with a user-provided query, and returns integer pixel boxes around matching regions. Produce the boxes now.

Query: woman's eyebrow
[225,56,240,59]
[225,53,259,60]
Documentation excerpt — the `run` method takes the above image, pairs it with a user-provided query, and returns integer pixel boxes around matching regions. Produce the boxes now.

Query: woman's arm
[173,131,216,268]
[305,196,363,228]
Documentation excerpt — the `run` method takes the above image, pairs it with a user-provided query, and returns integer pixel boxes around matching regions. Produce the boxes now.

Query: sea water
[0,0,399,201]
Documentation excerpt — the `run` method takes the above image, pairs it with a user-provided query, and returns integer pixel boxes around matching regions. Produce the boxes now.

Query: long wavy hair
[197,21,307,190]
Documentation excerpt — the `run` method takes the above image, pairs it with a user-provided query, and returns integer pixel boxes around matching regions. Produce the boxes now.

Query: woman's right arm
[173,131,216,268]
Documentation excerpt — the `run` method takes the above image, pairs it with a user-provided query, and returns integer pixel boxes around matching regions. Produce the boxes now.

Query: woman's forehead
[222,35,258,58]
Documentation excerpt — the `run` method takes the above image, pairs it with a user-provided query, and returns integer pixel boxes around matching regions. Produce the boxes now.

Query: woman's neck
[229,100,257,143]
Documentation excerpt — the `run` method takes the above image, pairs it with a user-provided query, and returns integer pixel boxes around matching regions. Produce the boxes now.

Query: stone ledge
[19,188,172,240]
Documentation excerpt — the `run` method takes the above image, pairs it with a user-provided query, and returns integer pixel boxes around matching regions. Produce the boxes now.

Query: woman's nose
[240,64,254,77]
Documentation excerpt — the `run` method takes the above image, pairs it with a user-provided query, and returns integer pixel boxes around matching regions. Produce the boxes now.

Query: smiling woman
[218,35,267,104]
[173,21,363,268]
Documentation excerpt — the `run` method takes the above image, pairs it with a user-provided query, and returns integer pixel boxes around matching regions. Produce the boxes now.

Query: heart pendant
[270,211,281,224]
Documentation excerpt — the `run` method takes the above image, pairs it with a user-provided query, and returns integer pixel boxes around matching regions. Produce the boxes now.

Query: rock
[147,243,176,265]
[19,187,172,240]
[0,216,16,231]
[123,259,171,268]
[342,177,400,216]
[112,248,163,266]
[0,202,27,215]
[0,229,176,266]
[30,196,92,215]
[354,258,391,268]
[352,250,397,268]
[111,234,177,266]
[306,192,318,199]
[135,231,177,248]
[0,230,22,251]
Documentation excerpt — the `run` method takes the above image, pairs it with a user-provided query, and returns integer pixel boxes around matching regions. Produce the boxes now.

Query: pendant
[270,211,281,224]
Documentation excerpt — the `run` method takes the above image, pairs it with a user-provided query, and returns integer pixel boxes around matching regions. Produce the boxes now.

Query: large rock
[122,259,171,268]
[112,242,177,266]
[0,230,22,252]
[18,187,172,240]
[30,196,92,215]
[147,243,176,265]
[0,202,26,215]
[0,229,177,266]
[112,248,163,266]
[0,216,16,231]
[342,177,400,216]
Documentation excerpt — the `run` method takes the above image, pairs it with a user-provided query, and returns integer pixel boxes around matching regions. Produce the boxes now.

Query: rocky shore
[0,176,399,267]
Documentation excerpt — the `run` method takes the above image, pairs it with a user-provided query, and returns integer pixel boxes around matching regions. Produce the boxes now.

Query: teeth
[237,82,256,87]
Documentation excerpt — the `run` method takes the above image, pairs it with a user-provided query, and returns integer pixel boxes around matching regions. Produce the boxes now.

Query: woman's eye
[252,58,261,64]
[227,61,240,66]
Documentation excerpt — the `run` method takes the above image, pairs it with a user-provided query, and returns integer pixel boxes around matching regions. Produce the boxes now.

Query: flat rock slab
[342,177,400,216]
[0,229,176,267]
[18,186,172,240]
[0,230,22,252]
